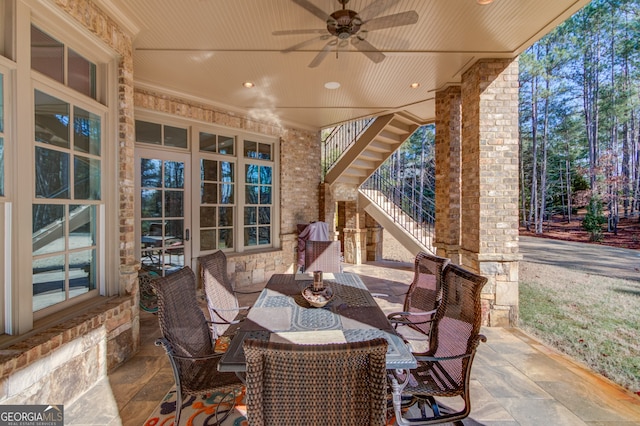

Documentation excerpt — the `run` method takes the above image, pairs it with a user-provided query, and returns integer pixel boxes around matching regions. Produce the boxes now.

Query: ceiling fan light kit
[277,0,419,68]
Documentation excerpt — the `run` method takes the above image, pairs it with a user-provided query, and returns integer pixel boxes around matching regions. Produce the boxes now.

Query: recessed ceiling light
[324,81,341,90]
[477,0,494,4]
[410,82,420,89]
[242,81,255,88]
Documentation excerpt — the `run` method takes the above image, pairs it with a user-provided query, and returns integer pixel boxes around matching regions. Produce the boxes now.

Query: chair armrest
[234,289,261,295]
[155,337,224,361]
[387,309,437,326]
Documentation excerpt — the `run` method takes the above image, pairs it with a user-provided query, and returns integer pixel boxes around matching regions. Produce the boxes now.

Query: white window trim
[1,1,119,335]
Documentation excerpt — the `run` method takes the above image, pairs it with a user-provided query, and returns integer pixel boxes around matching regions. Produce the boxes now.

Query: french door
[135,149,191,277]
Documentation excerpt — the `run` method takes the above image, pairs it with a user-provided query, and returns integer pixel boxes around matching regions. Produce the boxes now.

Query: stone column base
[343,228,364,265]
[460,250,522,327]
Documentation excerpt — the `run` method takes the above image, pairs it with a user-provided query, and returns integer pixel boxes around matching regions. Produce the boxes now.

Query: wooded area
[520,0,640,236]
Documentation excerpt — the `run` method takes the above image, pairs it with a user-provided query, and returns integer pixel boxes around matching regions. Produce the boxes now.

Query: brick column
[434,86,462,265]
[460,58,521,327]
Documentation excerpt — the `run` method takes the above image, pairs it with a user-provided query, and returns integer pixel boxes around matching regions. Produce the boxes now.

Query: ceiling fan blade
[292,0,330,22]
[364,10,419,32]
[357,0,397,21]
[351,38,385,64]
[282,35,328,53]
[309,40,336,68]
[273,29,327,36]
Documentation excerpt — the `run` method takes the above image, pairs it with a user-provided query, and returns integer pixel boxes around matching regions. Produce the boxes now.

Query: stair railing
[361,170,435,251]
[322,118,374,177]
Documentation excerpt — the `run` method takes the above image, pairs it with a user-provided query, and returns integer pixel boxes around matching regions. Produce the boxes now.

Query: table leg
[390,369,413,426]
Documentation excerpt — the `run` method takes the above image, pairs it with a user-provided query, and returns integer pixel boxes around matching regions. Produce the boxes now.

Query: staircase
[324,112,423,187]
[359,187,435,254]
[323,111,436,255]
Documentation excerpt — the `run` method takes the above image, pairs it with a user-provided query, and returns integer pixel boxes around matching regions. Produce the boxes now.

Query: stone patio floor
[65,259,640,425]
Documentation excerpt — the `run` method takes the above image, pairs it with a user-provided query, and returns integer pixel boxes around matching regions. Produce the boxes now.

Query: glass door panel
[136,150,190,277]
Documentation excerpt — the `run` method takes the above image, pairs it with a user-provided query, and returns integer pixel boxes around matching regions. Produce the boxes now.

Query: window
[136,120,188,149]
[243,140,272,247]
[33,89,102,312]
[136,122,277,259]
[31,25,97,100]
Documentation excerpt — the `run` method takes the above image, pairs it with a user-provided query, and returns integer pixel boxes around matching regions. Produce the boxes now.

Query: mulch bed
[519,215,640,250]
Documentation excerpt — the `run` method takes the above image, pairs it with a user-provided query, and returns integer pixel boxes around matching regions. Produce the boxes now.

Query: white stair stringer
[359,190,435,256]
[325,111,424,187]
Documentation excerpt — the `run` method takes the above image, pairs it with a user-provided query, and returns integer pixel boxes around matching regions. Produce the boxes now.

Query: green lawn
[519,265,640,392]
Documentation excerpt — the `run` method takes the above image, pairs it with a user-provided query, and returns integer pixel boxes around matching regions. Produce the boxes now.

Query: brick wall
[460,58,521,326]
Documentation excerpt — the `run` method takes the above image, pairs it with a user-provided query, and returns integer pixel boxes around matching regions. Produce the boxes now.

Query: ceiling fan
[274,0,419,68]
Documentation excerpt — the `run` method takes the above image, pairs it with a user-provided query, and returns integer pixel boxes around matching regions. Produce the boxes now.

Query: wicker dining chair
[199,250,259,338]
[243,338,389,426]
[152,266,243,426]
[388,263,488,425]
[387,252,450,343]
[304,240,342,273]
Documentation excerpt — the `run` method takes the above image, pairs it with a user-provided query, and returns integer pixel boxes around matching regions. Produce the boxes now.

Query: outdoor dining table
[217,272,417,372]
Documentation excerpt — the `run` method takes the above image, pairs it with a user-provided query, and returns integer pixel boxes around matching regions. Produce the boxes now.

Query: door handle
[185,229,190,241]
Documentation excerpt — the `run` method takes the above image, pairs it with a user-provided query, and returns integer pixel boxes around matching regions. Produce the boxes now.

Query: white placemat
[269,330,346,344]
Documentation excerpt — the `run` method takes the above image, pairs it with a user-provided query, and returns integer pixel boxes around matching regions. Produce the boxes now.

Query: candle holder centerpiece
[303,270,334,307]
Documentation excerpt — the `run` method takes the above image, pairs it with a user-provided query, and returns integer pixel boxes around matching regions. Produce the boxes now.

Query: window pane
[201,159,217,181]
[244,140,257,158]
[141,158,162,188]
[70,205,96,248]
[164,161,184,188]
[245,185,258,204]
[220,183,234,204]
[74,107,101,155]
[219,207,233,226]
[68,49,96,99]
[69,249,96,297]
[259,226,271,245]
[143,220,164,237]
[164,125,187,148]
[200,230,216,251]
[245,227,257,246]
[33,254,65,311]
[201,183,218,204]
[166,220,184,242]
[74,156,101,200]
[258,143,272,160]
[260,186,271,204]
[35,90,70,148]
[136,120,161,145]
[219,135,234,155]
[141,190,162,217]
[31,25,63,83]
[35,147,69,199]
[200,132,217,152]
[33,204,65,255]
[245,164,259,184]
[165,191,183,217]
[221,162,234,181]
[219,228,233,249]
[260,166,272,185]
[259,207,271,225]
[200,206,216,227]
[244,207,256,225]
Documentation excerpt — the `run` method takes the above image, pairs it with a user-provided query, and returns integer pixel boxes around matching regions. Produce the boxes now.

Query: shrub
[582,197,606,241]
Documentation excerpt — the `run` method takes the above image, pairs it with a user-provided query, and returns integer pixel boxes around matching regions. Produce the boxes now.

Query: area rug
[144,385,248,426]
